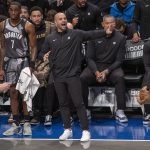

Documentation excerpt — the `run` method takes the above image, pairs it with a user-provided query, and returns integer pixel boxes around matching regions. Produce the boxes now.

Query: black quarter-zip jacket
[87,30,126,73]
[40,29,106,79]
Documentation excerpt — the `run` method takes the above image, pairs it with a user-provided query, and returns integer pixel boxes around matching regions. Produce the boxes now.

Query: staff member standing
[40,12,112,142]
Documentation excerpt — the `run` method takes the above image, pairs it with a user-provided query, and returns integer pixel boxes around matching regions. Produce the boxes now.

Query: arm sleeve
[38,36,51,60]
[87,41,98,73]
[80,29,106,42]
[108,36,126,72]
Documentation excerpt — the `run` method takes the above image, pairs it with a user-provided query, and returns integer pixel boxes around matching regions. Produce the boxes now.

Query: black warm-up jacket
[87,30,126,73]
[39,29,106,79]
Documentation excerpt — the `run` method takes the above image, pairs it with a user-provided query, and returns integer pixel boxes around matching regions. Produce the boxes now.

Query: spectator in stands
[0,0,7,16]
[66,0,102,31]
[21,0,50,17]
[0,82,11,93]
[80,15,128,123]
[46,9,57,22]
[0,0,14,16]
[110,0,135,24]
[49,0,74,12]
[131,0,150,124]
[98,0,116,16]
[20,5,29,19]
[0,1,37,136]
[115,18,132,39]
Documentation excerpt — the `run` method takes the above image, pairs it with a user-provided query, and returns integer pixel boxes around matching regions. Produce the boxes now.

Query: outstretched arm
[80,25,112,42]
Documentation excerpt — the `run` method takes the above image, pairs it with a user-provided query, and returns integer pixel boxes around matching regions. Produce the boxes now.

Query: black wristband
[30,61,35,69]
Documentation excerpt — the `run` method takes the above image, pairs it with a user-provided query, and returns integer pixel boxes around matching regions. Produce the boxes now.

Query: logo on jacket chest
[113,42,116,45]
[145,4,150,8]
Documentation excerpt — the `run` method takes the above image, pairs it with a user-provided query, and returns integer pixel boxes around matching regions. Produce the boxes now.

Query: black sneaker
[20,119,25,125]
[30,118,40,125]
[143,114,150,125]
[8,114,14,123]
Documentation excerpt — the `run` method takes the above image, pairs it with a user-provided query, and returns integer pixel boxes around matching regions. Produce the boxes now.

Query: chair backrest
[123,39,146,75]
[125,40,144,61]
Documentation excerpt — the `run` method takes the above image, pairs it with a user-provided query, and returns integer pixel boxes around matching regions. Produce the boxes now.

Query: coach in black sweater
[40,12,112,142]
[80,15,128,123]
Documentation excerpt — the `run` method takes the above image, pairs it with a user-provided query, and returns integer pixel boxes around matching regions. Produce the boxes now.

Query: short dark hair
[46,9,57,22]
[103,15,115,22]
[21,6,29,12]
[115,18,126,30]
[30,6,43,15]
[9,1,21,9]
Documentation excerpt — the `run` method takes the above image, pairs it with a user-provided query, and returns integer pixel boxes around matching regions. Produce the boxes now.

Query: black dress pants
[54,76,89,130]
[80,67,126,110]
[44,83,59,116]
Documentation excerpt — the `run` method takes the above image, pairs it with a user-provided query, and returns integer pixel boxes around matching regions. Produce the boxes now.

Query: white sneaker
[115,109,128,123]
[59,140,73,147]
[59,129,72,140]
[81,141,91,149]
[23,122,32,136]
[3,123,20,136]
[80,130,91,142]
